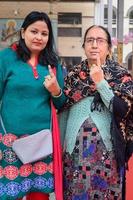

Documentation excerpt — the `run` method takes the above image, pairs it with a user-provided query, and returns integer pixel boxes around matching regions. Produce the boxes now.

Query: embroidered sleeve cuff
[51,88,63,98]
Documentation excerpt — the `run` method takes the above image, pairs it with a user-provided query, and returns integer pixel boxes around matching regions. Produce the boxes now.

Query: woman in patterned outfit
[59,25,133,200]
[0,11,66,200]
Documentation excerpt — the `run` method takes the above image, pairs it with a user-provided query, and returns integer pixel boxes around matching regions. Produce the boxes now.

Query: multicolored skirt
[63,118,122,200]
[0,132,54,200]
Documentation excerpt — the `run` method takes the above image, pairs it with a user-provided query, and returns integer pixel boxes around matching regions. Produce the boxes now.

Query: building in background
[0,0,132,72]
[94,0,133,73]
[0,0,96,70]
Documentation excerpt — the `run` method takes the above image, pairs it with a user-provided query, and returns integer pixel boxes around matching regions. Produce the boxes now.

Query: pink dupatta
[51,68,63,200]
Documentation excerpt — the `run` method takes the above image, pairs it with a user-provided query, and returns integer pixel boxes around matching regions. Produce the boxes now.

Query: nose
[92,39,98,48]
[36,33,42,40]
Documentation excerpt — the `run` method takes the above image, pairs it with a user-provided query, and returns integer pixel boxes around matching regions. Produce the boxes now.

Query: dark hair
[16,11,58,67]
[82,25,112,49]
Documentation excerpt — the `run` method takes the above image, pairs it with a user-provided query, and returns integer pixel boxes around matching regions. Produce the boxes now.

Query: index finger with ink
[96,54,101,67]
[48,65,55,77]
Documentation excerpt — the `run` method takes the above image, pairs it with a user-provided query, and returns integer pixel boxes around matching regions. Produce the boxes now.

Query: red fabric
[25,102,63,200]
[26,192,49,200]
[11,43,18,51]
[126,155,133,200]
[51,101,63,200]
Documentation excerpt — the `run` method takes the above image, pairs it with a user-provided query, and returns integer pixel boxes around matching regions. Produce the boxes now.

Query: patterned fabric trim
[0,177,53,197]
[0,162,53,180]
[0,132,54,199]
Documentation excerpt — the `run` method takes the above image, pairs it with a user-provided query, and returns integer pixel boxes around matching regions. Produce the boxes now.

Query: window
[104,6,117,24]
[128,54,133,71]
[112,28,116,37]
[58,13,82,25]
[60,57,81,70]
[129,10,133,24]
[129,28,133,34]
[58,27,82,37]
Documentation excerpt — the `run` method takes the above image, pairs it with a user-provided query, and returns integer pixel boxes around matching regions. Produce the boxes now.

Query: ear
[21,28,25,39]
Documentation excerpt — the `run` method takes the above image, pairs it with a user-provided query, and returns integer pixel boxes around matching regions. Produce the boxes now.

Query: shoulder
[108,59,127,71]
[0,48,19,74]
[106,59,131,78]
[65,61,83,81]
[0,47,17,59]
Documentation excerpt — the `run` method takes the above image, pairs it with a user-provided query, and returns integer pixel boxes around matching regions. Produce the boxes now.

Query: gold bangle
[51,88,62,98]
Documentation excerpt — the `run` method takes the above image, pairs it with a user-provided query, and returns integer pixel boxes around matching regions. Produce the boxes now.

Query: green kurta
[0,47,66,199]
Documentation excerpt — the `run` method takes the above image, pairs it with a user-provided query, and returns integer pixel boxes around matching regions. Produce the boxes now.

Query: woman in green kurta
[0,11,66,200]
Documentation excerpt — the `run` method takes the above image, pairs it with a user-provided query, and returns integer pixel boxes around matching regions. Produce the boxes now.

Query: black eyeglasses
[85,37,108,46]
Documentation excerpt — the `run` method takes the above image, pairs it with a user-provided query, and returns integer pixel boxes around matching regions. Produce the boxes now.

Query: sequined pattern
[63,118,122,200]
[0,133,54,199]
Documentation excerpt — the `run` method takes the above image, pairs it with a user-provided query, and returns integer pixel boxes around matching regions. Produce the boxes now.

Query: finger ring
[45,75,51,81]
[91,64,97,68]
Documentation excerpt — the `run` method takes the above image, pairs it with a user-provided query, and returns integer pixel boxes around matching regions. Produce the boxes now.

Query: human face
[21,20,49,55]
[83,27,110,65]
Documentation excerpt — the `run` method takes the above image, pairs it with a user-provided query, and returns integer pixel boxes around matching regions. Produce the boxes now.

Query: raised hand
[90,55,104,84]
[43,65,61,96]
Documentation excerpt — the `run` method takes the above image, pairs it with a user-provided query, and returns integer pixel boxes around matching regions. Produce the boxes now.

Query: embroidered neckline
[28,57,39,79]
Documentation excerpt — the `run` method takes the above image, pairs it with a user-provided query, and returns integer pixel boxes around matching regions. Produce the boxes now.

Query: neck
[29,54,38,67]
[87,58,106,67]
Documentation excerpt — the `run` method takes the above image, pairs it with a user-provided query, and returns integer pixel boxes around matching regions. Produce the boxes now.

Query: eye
[98,39,104,43]
[31,30,37,34]
[97,38,107,44]
[42,32,49,36]
[86,38,93,43]
[88,39,93,43]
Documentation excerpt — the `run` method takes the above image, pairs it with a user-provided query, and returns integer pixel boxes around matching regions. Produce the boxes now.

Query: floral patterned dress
[63,118,122,200]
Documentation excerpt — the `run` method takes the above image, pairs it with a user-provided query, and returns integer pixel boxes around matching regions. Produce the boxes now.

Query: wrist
[51,88,62,98]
